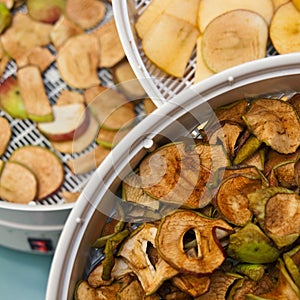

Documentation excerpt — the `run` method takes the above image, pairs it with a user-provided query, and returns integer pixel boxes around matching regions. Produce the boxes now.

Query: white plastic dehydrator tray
[112,0,279,106]
[46,53,300,300]
[0,2,141,254]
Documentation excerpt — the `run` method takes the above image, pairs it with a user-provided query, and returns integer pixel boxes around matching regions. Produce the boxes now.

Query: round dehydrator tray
[46,53,300,299]
[0,2,144,254]
[112,0,280,106]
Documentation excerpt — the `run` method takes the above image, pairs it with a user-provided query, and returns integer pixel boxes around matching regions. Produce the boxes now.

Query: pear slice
[202,9,268,73]
[270,2,300,54]
[197,0,274,32]
[194,35,214,84]
[0,116,11,156]
[142,13,199,78]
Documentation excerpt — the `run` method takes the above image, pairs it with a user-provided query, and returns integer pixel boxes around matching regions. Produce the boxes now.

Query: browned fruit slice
[140,142,228,208]
[242,98,300,154]
[93,19,125,68]
[50,15,83,49]
[56,90,85,106]
[0,116,11,156]
[156,210,232,274]
[17,65,53,122]
[0,12,52,65]
[202,9,268,73]
[65,0,106,30]
[0,161,37,204]
[9,145,64,200]
[270,2,300,54]
[56,33,100,89]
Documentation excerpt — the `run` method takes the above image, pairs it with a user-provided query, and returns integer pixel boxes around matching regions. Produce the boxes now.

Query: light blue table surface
[0,245,53,300]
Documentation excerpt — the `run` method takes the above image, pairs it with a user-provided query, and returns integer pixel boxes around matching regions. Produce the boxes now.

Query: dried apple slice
[283,245,300,289]
[273,0,290,10]
[270,2,300,54]
[0,2,11,34]
[242,98,300,154]
[293,0,300,10]
[51,114,99,154]
[202,9,268,73]
[56,33,100,89]
[56,90,85,106]
[92,19,125,68]
[197,0,274,32]
[142,13,199,78]
[0,76,27,119]
[156,210,233,274]
[85,86,136,131]
[37,103,90,142]
[0,0,14,9]
[26,0,65,24]
[112,59,146,100]
[0,161,37,204]
[9,145,64,200]
[96,127,132,149]
[65,0,106,30]
[17,65,53,122]
[66,144,110,175]
[18,46,55,72]
[0,116,11,156]
[50,15,83,49]
[0,12,52,65]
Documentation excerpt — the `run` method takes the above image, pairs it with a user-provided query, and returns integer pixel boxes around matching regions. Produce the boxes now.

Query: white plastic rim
[46,53,300,299]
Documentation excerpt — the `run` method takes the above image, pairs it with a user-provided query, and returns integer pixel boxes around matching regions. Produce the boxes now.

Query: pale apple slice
[56,90,85,106]
[65,0,106,30]
[17,65,53,122]
[93,18,125,68]
[135,0,173,39]
[56,33,100,89]
[18,46,55,72]
[27,0,65,24]
[0,76,27,119]
[194,35,214,84]
[67,144,111,175]
[9,145,64,200]
[202,9,268,73]
[142,13,199,78]
[60,190,81,203]
[0,12,53,65]
[197,0,274,32]
[50,15,83,49]
[37,103,90,142]
[0,161,38,204]
[0,116,11,156]
[270,2,300,54]
[85,86,136,130]
[50,114,99,154]
[165,0,200,26]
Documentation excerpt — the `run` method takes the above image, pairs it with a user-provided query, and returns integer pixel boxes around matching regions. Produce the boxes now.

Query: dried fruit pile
[135,0,300,83]
[76,94,300,299]
[0,0,151,204]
